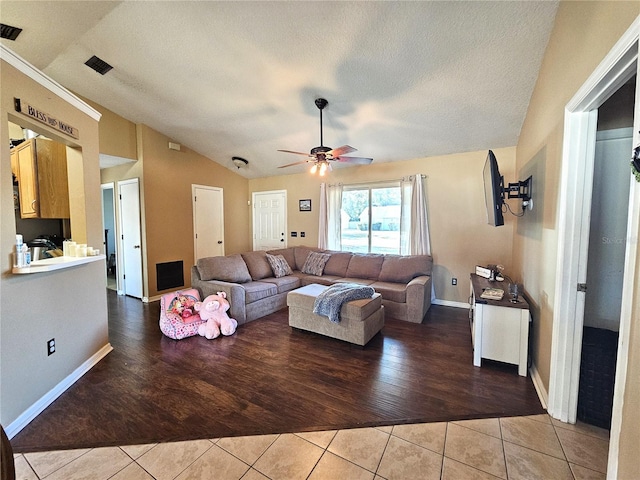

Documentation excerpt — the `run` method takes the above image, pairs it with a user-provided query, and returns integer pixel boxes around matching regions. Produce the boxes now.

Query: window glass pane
[371,187,401,254]
[340,185,401,254]
[341,189,369,253]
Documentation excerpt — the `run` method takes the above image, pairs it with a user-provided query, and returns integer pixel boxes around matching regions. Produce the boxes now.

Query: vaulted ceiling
[1,1,558,178]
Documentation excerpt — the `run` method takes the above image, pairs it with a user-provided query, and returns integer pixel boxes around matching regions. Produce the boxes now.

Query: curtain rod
[327,174,426,188]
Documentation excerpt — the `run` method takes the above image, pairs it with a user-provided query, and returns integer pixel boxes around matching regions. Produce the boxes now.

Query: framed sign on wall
[299,199,311,211]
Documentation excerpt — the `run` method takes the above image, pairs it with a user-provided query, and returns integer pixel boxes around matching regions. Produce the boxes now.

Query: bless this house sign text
[14,98,79,139]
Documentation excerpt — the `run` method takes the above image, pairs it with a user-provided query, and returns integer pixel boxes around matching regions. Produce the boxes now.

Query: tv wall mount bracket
[505,175,533,212]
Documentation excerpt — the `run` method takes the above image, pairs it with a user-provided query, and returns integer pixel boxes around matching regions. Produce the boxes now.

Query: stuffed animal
[194,291,238,339]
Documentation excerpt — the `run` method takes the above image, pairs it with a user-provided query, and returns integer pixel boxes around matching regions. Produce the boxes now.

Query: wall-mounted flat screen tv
[483,150,504,227]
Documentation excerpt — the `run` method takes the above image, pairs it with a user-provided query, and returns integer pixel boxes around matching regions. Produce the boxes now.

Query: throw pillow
[266,253,293,278]
[301,251,331,276]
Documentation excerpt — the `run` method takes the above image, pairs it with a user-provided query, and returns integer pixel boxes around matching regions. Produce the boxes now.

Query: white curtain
[327,183,343,250]
[410,174,431,255]
[405,173,434,302]
[400,174,430,255]
[318,183,328,249]
[318,183,343,250]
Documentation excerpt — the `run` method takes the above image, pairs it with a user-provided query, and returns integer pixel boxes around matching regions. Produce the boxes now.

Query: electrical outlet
[47,338,55,356]
[452,278,458,286]
[300,232,305,237]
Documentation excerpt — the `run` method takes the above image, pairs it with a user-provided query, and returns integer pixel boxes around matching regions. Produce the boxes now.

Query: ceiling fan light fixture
[319,162,327,176]
[232,156,248,169]
[310,163,318,174]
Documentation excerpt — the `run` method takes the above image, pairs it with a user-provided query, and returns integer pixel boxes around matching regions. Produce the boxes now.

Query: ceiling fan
[278,98,373,174]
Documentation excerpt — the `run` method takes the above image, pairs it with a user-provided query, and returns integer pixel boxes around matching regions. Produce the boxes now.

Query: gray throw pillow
[301,252,331,276]
[266,253,293,278]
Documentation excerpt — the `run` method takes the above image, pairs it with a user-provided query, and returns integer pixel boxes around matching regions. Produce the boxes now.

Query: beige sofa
[191,246,432,325]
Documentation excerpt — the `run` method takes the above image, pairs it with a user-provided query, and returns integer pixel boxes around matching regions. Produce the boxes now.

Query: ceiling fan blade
[335,156,373,165]
[278,160,313,168]
[277,149,313,157]
[327,145,356,157]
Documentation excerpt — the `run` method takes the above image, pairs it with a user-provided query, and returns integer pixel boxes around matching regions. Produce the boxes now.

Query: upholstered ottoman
[287,283,384,346]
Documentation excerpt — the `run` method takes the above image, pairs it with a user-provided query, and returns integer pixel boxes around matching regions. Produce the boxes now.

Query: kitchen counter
[12,254,105,274]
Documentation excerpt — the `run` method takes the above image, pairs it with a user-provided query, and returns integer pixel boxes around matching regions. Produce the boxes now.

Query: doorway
[548,20,639,479]
[252,190,287,251]
[101,183,117,291]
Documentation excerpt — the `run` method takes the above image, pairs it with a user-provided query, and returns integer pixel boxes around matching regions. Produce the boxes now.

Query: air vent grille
[84,55,113,75]
[1,23,22,41]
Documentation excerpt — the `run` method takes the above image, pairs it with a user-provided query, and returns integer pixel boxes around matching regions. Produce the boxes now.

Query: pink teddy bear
[194,291,238,340]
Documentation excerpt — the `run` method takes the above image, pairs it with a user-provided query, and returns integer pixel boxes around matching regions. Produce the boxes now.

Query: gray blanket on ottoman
[313,283,375,323]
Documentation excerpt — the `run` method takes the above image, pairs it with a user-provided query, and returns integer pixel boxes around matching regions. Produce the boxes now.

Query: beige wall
[513,0,639,394]
[100,123,251,299]
[82,96,137,160]
[250,147,517,304]
[512,2,639,476]
[140,125,251,298]
[1,57,108,428]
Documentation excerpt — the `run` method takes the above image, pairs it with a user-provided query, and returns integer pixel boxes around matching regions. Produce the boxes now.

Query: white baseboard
[6,343,113,439]
[529,362,549,410]
[432,299,469,309]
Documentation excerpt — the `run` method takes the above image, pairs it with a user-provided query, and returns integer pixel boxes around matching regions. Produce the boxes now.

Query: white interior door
[118,178,143,299]
[252,190,286,251]
[193,185,224,261]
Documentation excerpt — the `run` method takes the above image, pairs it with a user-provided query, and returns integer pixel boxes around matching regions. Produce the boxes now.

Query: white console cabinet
[469,274,530,376]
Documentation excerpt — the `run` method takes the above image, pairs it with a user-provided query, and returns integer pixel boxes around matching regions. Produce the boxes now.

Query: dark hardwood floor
[11,290,544,453]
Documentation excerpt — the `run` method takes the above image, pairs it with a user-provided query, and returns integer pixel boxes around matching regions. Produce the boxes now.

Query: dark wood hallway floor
[11,290,544,453]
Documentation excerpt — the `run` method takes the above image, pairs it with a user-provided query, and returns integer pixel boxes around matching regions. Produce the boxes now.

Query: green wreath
[633,146,640,183]
[633,161,640,183]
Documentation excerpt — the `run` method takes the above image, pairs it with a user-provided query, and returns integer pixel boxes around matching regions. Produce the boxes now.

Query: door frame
[192,184,224,263]
[101,182,116,288]
[116,178,144,299]
[548,16,639,478]
[252,190,287,251]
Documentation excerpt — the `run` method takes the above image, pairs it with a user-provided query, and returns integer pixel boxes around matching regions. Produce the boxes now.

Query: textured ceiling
[1,1,558,178]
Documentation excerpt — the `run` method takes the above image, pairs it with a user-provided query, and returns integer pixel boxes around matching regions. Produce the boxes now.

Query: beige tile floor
[13,414,609,480]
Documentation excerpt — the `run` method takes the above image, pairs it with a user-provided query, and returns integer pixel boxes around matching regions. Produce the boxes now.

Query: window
[341,183,402,254]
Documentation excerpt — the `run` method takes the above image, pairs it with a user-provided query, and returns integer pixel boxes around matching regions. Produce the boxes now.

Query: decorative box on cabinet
[14,137,70,219]
[469,273,530,376]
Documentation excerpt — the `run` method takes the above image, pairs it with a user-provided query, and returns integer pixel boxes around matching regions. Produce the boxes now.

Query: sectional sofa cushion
[346,254,384,280]
[242,281,278,304]
[323,251,352,277]
[301,251,331,276]
[197,254,251,283]
[262,275,300,294]
[378,255,433,283]
[241,251,273,280]
[370,281,407,303]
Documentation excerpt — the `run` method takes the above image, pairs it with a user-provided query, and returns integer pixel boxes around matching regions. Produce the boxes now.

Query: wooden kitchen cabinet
[14,138,70,219]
